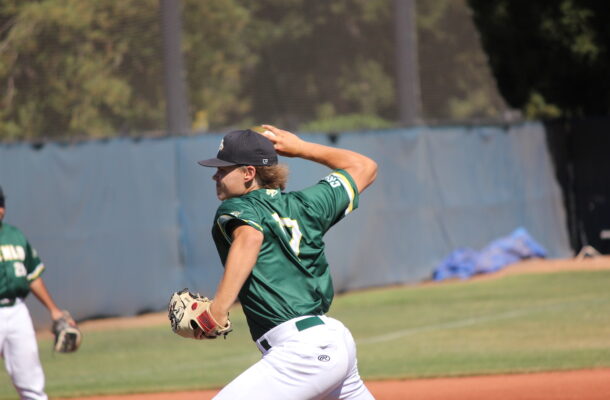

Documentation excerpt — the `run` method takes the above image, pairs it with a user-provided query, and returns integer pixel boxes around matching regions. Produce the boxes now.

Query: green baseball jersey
[0,223,45,305]
[212,169,360,341]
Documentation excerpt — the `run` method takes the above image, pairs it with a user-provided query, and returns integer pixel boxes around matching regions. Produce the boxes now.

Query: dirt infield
[56,256,610,400]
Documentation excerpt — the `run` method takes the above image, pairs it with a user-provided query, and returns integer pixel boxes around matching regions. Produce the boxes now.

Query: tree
[236,0,397,131]
[468,0,610,118]
[417,0,512,122]
[182,0,253,132]
[234,0,513,130]
[0,0,533,141]
[0,0,251,140]
[1,0,163,139]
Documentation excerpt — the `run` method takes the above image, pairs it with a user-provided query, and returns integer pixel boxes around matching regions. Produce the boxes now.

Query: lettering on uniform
[1,245,25,261]
[324,174,341,188]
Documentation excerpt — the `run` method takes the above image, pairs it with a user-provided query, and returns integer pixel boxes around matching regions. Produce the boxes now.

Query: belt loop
[260,339,271,351]
[295,316,324,331]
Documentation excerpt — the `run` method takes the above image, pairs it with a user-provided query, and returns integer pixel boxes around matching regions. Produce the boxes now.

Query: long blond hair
[254,164,289,191]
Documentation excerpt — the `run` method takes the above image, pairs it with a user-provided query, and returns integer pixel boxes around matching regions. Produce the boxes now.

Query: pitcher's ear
[243,165,257,183]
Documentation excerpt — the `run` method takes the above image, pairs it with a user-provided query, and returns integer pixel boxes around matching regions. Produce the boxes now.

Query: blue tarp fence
[432,227,548,281]
[0,122,571,328]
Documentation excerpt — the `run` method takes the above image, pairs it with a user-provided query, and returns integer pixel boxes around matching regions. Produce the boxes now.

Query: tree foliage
[236,0,396,130]
[0,0,403,139]
[0,0,523,140]
[417,0,511,122]
[468,0,610,118]
[1,0,165,139]
[182,0,253,132]
[0,0,252,140]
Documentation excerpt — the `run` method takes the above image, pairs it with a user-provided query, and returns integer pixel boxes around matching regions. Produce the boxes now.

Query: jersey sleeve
[298,169,360,232]
[213,198,263,243]
[24,241,45,282]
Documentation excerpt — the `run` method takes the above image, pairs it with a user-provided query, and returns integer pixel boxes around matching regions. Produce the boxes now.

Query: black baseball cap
[198,129,278,167]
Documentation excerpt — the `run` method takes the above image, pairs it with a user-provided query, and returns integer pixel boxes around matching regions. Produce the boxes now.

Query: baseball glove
[168,289,232,340]
[51,310,82,353]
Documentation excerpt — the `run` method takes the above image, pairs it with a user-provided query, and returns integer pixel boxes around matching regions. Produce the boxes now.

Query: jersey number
[271,213,302,255]
[13,262,27,277]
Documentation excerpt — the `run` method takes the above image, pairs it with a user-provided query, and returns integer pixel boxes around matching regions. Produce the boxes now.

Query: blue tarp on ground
[432,227,548,281]
[0,122,572,328]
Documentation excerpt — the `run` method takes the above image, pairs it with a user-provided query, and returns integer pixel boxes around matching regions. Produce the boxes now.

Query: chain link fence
[0,0,517,142]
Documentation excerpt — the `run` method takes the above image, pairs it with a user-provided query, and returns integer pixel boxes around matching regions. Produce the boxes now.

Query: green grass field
[1,269,610,399]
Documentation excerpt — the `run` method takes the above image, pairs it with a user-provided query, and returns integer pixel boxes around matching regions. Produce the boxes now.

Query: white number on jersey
[13,262,27,277]
[271,213,302,255]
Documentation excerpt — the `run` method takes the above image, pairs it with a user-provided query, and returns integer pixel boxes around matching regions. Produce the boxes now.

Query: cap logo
[218,139,224,151]
[262,159,268,165]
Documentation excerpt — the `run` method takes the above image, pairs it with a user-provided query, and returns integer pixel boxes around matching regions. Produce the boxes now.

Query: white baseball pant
[214,315,374,400]
[0,298,48,400]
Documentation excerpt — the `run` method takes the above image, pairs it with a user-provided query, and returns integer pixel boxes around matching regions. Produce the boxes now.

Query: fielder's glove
[51,310,82,353]
[168,288,232,340]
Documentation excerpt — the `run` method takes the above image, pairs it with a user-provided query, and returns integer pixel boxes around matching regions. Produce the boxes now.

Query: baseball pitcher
[168,126,377,399]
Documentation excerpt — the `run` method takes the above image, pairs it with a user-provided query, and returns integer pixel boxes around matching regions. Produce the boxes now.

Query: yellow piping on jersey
[217,214,263,243]
[27,263,45,281]
[331,171,355,215]
[216,215,231,242]
[244,220,263,231]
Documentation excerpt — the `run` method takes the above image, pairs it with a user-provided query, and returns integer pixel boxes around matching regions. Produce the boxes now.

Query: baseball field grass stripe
[357,295,610,345]
[2,269,609,399]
